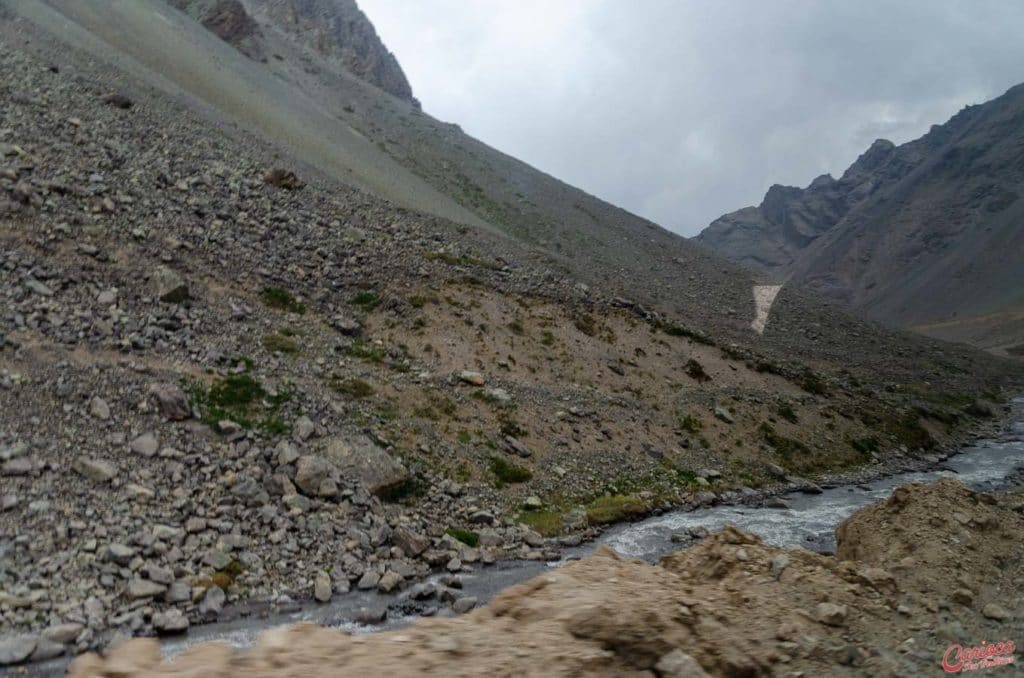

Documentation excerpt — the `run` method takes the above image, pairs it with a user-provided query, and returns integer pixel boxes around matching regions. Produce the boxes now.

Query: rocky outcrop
[167,0,264,60]
[248,0,417,105]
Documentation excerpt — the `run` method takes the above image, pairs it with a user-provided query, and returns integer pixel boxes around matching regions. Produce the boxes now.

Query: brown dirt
[69,477,1024,677]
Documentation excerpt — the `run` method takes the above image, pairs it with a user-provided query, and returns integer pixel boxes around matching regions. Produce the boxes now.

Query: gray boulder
[323,436,407,496]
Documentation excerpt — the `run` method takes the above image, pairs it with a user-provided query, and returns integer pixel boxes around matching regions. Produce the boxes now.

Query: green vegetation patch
[585,495,650,525]
[328,376,374,399]
[776,402,799,424]
[189,374,292,434]
[260,287,306,314]
[759,421,811,459]
[517,509,565,537]
[262,332,300,354]
[489,456,533,487]
[445,527,479,547]
[351,290,381,311]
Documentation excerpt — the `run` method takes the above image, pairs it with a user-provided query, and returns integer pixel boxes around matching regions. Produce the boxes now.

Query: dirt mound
[69,478,1024,676]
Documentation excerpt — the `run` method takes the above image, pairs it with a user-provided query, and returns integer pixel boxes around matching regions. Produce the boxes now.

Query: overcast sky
[360,1,1024,236]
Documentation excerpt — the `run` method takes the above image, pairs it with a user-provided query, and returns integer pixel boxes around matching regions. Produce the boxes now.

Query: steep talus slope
[697,85,1024,351]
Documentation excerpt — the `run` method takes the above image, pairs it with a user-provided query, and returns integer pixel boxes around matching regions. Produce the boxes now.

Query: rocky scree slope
[68,477,1024,676]
[16,0,1017,380]
[697,84,1024,353]
[0,11,1022,669]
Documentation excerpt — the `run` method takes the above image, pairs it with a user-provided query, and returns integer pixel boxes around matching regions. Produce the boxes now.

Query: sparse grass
[262,332,300,354]
[848,436,880,456]
[346,340,387,363]
[759,421,811,459]
[328,376,374,399]
[679,414,702,434]
[489,456,532,487]
[508,319,525,335]
[518,509,564,536]
[261,287,306,314]
[776,402,799,424]
[380,475,427,503]
[498,415,527,438]
[541,330,555,346]
[884,411,935,450]
[657,321,715,346]
[188,374,291,433]
[685,358,711,382]
[574,313,597,336]
[351,291,381,311]
[585,495,649,525]
[457,430,472,444]
[445,527,479,547]
[424,251,503,271]
[799,369,828,395]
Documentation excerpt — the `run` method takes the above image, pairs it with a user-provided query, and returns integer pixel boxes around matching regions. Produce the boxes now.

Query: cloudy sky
[360,1,1024,236]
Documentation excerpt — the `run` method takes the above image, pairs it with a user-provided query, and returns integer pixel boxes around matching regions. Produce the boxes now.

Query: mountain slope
[696,85,1024,352]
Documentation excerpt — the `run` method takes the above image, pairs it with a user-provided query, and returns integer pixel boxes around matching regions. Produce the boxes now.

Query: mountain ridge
[696,83,1024,352]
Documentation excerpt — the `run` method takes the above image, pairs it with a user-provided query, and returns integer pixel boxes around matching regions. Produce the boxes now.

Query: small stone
[952,588,974,607]
[377,571,403,593]
[148,383,192,420]
[353,607,387,625]
[25,279,53,297]
[451,596,477,613]
[392,526,430,557]
[523,495,543,510]
[314,572,332,602]
[1,458,32,476]
[458,370,485,386]
[90,396,111,420]
[982,603,1010,621]
[72,457,117,482]
[294,455,335,496]
[42,623,83,645]
[152,609,189,634]
[155,266,189,303]
[713,405,735,424]
[198,586,226,620]
[105,543,136,565]
[164,581,191,603]
[29,638,66,662]
[127,578,167,599]
[655,649,710,678]
[769,555,789,580]
[357,571,380,590]
[816,602,847,627]
[765,497,791,509]
[130,433,159,457]
[294,416,316,441]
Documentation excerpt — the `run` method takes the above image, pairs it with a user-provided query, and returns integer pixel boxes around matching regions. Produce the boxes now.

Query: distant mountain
[696,85,1024,353]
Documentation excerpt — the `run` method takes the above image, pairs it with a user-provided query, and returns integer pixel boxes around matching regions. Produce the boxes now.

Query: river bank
[69,470,1024,676]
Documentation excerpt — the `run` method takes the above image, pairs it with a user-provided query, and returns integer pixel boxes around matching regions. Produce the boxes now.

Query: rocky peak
[248,0,419,106]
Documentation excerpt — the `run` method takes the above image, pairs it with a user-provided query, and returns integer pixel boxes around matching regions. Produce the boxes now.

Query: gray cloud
[360,0,1024,236]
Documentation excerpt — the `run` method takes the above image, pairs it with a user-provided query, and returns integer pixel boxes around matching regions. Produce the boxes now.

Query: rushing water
[34,399,1024,672]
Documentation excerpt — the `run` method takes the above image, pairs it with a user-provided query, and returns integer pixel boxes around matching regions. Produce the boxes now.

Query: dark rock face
[168,0,265,60]
[249,0,417,105]
[166,0,416,106]
[696,84,1024,344]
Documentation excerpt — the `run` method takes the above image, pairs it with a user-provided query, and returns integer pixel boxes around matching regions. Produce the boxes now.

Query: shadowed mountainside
[697,85,1024,354]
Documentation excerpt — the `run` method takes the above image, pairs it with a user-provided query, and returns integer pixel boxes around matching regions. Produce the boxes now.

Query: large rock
[0,634,37,665]
[392,526,430,557]
[322,436,407,496]
[152,609,189,634]
[148,383,192,421]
